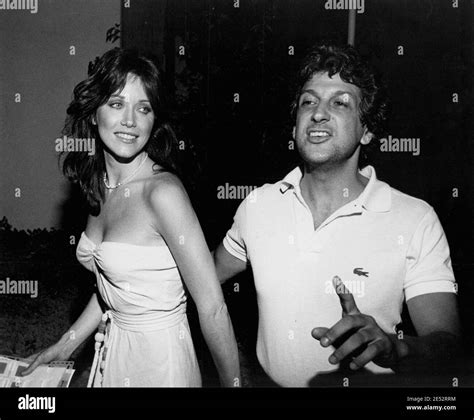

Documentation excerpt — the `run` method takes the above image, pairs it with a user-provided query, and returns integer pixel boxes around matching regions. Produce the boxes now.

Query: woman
[22,48,240,387]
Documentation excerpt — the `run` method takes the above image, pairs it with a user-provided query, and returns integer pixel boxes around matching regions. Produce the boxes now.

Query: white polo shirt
[223,165,456,387]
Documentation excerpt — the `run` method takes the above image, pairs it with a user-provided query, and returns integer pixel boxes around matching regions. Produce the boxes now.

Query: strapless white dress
[76,232,202,387]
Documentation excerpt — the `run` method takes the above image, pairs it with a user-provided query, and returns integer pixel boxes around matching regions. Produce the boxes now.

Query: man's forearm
[212,250,229,285]
[389,331,463,373]
[212,244,247,285]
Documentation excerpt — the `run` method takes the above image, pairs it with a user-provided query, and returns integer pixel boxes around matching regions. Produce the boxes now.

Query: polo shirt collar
[280,165,391,213]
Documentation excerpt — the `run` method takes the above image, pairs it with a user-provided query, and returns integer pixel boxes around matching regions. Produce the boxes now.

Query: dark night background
[0,0,472,388]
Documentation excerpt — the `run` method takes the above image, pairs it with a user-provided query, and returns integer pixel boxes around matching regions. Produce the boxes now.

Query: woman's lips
[115,132,139,142]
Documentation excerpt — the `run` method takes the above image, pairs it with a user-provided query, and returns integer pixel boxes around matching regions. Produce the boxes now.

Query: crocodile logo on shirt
[353,267,369,277]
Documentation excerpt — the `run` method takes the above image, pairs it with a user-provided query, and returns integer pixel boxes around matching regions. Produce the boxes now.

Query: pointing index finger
[332,275,360,315]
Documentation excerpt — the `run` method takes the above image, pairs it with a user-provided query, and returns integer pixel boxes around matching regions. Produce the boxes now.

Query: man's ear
[292,126,296,140]
[360,128,373,145]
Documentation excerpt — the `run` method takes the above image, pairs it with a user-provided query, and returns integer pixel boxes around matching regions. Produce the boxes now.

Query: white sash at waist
[111,306,186,332]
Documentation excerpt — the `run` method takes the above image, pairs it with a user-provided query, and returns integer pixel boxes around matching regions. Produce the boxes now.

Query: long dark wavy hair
[61,47,181,215]
[291,44,389,167]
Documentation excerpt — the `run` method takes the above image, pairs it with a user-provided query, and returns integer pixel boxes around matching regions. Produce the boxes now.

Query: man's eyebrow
[332,90,356,99]
[300,89,357,99]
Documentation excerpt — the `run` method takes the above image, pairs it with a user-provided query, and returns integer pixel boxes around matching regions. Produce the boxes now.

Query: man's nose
[311,101,330,123]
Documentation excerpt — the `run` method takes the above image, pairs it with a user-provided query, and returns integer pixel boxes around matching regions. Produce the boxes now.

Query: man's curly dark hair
[291,44,389,166]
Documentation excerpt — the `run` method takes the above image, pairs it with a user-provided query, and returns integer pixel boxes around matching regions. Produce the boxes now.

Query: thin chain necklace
[103,152,148,189]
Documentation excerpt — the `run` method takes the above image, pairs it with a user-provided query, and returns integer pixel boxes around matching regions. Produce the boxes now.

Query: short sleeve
[223,198,248,263]
[404,207,457,301]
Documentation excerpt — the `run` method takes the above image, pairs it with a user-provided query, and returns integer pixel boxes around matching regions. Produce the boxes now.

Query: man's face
[293,72,372,168]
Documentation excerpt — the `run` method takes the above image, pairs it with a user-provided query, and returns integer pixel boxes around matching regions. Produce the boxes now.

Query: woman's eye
[109,102,122,109]
[139,106,152,114]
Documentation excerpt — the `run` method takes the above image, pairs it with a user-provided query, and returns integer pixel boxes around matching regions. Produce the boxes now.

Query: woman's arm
[22,293,103,375]
[150,174,241,387]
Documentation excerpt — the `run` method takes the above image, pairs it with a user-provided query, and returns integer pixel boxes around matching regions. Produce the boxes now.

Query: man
[214,44,461,387]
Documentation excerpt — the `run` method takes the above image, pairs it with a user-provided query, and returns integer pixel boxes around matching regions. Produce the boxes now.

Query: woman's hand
[21,341,73,376]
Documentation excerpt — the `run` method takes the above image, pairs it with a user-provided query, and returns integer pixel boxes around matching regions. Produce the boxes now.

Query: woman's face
[95,73,155,160]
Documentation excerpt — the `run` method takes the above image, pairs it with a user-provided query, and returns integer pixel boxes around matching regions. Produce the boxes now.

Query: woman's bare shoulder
[145,170,190,213]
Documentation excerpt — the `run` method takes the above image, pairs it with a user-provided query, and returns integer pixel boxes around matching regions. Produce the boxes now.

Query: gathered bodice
[76,232,187,331]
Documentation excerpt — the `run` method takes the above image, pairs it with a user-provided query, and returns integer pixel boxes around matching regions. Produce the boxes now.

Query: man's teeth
[309,131,330,137]
[116,133,137,140]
